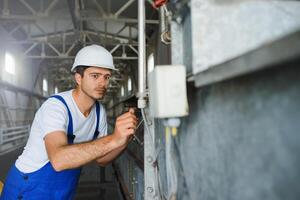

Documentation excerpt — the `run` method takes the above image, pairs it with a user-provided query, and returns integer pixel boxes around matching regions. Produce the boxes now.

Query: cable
[141,108,154,144]
[164,118,181,200]
[154,145,168,200]
[165,127,178,200]
[141,109,183,199]
[172,134,190,199]
[141,108,167,199]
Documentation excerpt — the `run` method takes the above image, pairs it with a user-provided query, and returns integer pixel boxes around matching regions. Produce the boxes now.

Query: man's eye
[105,76,111,80]
[92,74,99,79]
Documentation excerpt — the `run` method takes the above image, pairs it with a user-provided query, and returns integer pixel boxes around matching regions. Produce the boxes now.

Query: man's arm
[95,109,137,166]
[45,132,122,171]
[95,137,132,166]
[45,108,137,171]
[95,143,127,166]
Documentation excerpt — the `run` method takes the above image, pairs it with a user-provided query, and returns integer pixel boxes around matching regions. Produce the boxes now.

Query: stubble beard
[81,86,106,101]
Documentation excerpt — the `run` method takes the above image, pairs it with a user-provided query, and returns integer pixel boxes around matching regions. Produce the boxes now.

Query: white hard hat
[71,44,115,72]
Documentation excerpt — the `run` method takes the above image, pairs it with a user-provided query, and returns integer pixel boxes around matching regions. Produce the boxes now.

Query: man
[0,45,138,200]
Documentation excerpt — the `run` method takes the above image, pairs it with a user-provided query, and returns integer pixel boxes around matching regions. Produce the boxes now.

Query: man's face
[76,67,111,100]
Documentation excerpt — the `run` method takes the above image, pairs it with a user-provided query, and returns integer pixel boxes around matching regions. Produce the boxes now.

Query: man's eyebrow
[89,72,111,76]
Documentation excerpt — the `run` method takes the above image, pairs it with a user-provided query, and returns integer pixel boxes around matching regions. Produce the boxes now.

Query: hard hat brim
[71,64,117,72]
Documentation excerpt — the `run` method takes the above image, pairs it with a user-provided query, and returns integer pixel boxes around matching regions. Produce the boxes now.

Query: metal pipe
[138,0,146,108]
[160,5,171,44]
[159,7,166,33]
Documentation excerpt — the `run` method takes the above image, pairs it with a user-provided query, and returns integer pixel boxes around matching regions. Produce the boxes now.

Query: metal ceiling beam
[67,0,80,30]
[8,23,22,35]
[110,44,121,54]
[24,56,138,60]
[45,0,59,15]
[92,0,106,16]
[19,0,37,15]
[33,22,46,35]
[24,43,38,55]
[114,0,135,17]
[85,29,135,43]
[24,28,136,43]
[29,29,75,39]
[47,43,62,56]
[2,0,9,15]
[0,14,159,24]
[115,25,128,37]
[0,80,46,100]
[129,45,139,55]
[83,16,159,24]
[8,40,139,46]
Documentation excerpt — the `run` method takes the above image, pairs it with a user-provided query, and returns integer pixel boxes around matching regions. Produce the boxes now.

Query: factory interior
[0,0,300,199]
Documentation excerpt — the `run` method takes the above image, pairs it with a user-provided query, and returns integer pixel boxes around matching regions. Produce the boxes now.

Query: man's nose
[97,76,108,87]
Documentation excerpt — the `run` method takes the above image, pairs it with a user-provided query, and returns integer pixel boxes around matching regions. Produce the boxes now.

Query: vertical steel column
[138,1,159,199]
[138,0,146,109]
[143,109,158,200]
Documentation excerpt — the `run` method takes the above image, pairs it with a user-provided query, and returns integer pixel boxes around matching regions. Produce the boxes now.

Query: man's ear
[74,73,82,86]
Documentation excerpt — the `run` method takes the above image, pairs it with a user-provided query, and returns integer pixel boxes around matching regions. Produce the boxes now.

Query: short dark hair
[73,66,90,77]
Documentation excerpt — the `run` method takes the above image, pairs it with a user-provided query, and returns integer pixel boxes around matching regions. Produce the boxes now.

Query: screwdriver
[126,107,143,146]
[132,120,144,146]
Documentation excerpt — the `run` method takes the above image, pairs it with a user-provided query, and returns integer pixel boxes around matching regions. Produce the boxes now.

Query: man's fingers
[118,117,138,124]
[117,108,137,120]
[123,122,137,130]
[118,119,138,130]
[117,113,137,123]
[113,108,138,141]
[117,112,136,121]
[129,108,135,114]
[117,115,137,123]
[125,128,135,136]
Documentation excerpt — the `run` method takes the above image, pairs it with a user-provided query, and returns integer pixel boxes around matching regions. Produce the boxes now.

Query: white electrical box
[148,65,189,118]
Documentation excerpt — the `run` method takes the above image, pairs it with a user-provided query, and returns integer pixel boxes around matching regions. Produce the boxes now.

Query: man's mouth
[95,89,106,93]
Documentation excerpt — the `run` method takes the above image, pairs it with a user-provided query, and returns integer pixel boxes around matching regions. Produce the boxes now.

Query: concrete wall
[144,5,300,199]
[153,60,300,200]
[105,5,300,199]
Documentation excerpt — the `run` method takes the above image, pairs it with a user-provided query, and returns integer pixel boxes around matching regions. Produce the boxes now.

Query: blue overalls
[0,95,100,200]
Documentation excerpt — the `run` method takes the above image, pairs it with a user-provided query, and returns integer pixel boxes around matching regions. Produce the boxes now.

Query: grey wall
[154,60,300,200]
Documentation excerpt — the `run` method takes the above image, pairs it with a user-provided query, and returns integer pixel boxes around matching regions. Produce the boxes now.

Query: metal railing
[0,125,30,154]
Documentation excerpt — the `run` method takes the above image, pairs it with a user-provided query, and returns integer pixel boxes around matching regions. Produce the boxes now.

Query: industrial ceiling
[0,0,159,99]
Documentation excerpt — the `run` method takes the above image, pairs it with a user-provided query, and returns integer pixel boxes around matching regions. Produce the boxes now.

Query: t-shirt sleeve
[39,98,68,139]
[98,104,108,138]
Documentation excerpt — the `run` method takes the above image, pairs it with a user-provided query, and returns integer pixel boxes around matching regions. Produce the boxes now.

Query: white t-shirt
[15,90,108,173]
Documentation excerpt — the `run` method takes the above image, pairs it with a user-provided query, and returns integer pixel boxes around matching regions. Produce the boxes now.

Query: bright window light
[147,53,154,74]
[5,52,15,75]
[128,77,132,92]
[121,86,124,97]
[54,86,59,94]
[43,78,48,92]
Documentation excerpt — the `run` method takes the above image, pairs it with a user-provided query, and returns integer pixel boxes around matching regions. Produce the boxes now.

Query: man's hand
[112,108,138,146]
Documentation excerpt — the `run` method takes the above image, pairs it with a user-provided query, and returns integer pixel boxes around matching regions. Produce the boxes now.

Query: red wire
[154,0,168,8]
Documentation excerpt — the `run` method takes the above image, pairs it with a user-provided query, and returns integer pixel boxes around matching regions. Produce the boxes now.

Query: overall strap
[93,101,100,140]
[49,95,75,144]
